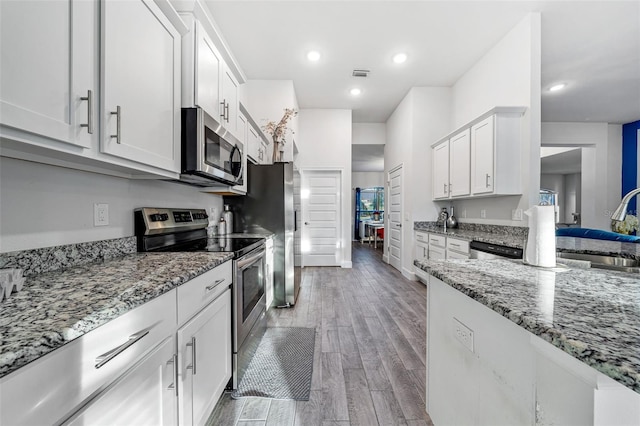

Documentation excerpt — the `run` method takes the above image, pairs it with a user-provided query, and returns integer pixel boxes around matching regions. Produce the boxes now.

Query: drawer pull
[450,243,460,248]
[80,89,93,134]
[205,278,225,292]
[186,337,197,375]
[167,354,178,395]
[110,105,121,144]
[95,329,149,369]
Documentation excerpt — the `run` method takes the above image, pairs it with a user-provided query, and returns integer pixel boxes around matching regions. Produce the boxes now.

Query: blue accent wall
[622,120,640,215]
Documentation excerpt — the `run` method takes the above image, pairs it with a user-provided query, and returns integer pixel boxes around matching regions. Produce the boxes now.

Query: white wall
[242,80,299,161]
[448,12,542,225]
[352,172,384,189]
[0,157,223,252]
[296,109,353,267]
[541,122,622,230]
[352,123,386,145]
[385,87,452,278]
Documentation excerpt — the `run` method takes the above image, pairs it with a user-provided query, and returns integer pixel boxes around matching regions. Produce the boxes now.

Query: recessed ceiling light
[307,51,321,62]
[350,88,362,96]
[549,83,566,92]
[393,53,407,64]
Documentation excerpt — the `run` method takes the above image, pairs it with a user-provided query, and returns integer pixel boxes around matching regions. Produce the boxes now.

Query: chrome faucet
[611,187,640,230]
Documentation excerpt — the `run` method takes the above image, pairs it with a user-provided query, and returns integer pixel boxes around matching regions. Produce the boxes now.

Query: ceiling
[540,148,582,175]
[205,1,640,171]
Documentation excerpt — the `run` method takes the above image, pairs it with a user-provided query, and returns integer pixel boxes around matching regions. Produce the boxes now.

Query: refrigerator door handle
[294,210,297,232]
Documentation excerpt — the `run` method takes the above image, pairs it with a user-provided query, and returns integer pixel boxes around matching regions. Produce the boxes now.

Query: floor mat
[231,327,315,400]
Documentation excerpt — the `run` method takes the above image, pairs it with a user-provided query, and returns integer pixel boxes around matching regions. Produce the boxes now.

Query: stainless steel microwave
[180,107,243,187]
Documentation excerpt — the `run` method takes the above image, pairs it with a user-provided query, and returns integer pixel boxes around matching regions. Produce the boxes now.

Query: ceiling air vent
[352,69,370,78]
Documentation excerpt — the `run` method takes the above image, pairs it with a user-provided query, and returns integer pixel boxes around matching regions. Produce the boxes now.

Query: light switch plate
[480,209,486,219]
[512,209,523,221]
[94,203,109,227]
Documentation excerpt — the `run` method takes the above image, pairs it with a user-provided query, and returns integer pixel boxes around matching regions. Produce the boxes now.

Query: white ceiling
[541,148,582,175]
[205,1,640,170]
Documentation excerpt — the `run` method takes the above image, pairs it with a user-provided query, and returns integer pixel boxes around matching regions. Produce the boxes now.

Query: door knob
[305,222,309,225]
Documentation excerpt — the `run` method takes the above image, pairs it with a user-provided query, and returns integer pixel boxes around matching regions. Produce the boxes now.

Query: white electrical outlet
[453,317,474,352]
[94,203,109,226]
[480,209,486,219]
[512,209,523,221]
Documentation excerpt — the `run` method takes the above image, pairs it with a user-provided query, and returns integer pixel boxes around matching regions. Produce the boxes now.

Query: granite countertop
[0,252,233,378]
[414,223,527,248]
[557,236,640,260]
[415,258,640,394]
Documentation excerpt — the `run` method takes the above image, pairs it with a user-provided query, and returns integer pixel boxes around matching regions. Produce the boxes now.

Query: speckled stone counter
[0,251,233,378]
[557,236,640,260]
[414,258,640,394]
[414,222,528,248]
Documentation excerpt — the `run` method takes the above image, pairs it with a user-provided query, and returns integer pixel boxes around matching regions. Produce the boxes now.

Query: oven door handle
[237,247,266,270]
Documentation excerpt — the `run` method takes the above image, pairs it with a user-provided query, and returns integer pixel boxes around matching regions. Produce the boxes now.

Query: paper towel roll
[524,205,556,268]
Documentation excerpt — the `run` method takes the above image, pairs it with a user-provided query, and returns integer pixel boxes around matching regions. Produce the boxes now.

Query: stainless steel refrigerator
[225,162,300,306]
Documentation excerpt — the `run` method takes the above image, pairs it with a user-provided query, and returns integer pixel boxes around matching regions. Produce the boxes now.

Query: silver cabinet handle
[205,278,225,291]
[95,329,149,369]
[485,173,491,188]
[167,354,177,395]
[225,103,230,123]
[443,183,447,194]
[80,90,93,134]
[110,106,121,144]
[186,337,197,375]
[220,101,226,119]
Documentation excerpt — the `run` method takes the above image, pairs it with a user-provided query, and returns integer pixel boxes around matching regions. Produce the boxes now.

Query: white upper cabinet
[195,22,222,118]
[0,0,96,149]
[432,107,525,200]
[101,0,182,173]
[470,115,495,195]
[432,140,450,199]
[470,111,523,196]
[449,129,471,197]
[221,67,239,136]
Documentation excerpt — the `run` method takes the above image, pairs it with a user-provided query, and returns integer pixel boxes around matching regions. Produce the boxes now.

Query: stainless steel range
[134,207,267,389]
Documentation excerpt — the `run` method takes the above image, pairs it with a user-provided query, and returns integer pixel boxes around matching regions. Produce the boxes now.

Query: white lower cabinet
[177,287,232,426]
[0,261,234,425]
[446,236,470,259]
[64,336,178,426]
[415,231,429,262]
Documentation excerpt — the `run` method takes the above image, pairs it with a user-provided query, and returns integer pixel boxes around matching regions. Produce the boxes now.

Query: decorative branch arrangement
[262,108,297,162]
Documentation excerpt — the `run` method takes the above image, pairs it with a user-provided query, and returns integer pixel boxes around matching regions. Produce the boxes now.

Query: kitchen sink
[557,252,640,273]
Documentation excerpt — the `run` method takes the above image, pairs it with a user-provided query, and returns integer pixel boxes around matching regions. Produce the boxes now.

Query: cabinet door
[432,141,450,199]
[449,129,471,197]
[178,288,232,426]
[470,115,495,195]
[195,21,221,119]
[101,0,181,172]
[0,0,95,149]
[429,246,446,260]
[221,67,239,135]
[64,337,177,426]
[416,243,429,262]
[247,125,260,164]
[446,249,469,260]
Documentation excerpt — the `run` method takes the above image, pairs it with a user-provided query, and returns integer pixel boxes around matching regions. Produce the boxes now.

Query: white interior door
[302,170,341,266]
[388,166,403,271]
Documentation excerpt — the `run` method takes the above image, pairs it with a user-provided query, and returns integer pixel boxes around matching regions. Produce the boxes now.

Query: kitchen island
[415,258,640,425]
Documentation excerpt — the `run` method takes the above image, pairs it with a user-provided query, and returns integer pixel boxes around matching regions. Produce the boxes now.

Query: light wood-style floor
[207,242,433,426]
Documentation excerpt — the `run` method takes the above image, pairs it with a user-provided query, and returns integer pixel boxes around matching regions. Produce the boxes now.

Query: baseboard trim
[382,255,389,263]
[403,268,417,281]
[341,261,353,268]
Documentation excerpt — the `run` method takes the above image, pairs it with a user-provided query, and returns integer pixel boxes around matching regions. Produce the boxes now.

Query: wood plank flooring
[206,243,433,426]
